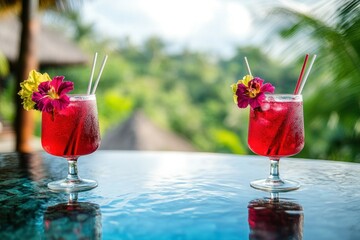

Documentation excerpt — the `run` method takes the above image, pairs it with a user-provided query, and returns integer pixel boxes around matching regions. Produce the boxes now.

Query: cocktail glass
[248,94,304,192]
[44,192,102,239]
[42,94,100,192]
[248,197,303,239]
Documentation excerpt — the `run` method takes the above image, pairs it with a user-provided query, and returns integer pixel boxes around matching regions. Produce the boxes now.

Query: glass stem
[68,192,78,203]
[270,192,280,201]
[66,158,80,183]
[268,158,283,184]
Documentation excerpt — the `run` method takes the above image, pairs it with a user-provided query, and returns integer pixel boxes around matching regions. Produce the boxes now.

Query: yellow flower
[231,75,275,109]
[239,74,253,86]
[231,75,253,104]
[18,70,51,110]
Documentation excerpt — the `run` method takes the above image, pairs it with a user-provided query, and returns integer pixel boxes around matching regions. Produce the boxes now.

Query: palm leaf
[270,6,360,106]
[268,1,360,161]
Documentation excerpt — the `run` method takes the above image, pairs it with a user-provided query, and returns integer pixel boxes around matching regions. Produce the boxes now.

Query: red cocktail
[42,94,100,192]
[248,94,304,192]
[44,193,102,239]
[248,198,303,239]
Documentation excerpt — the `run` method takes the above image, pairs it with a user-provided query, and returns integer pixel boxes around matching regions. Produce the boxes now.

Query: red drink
[44,201,102,239]
[248,94,304,158]
[42,95,100,158]
[248,199,303,239]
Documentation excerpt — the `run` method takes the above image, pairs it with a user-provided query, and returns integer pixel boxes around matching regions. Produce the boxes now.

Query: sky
[81,0,312,57]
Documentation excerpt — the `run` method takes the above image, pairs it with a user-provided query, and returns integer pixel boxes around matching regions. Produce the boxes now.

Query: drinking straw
[91,54,108,94]
[87,52,98,95]
[293,54,309,94]
[244,57,253,76]
[298,54,317,94]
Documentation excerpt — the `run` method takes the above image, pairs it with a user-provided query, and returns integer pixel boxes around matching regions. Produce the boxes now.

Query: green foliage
[221,46,299,94]
[2,1,359,162]
[269,0,360,162]
[0,51,9,77]
[0,74,15,122]
[210,128,246,154]
[0,39,302,156]
[97,90,134,135]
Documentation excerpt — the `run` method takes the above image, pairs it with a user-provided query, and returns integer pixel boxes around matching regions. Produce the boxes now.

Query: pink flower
[32,76,74,113]
[232,75,275,109]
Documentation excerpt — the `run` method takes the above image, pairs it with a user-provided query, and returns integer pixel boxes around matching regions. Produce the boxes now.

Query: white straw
[298,54,317,94]
[91,54,108,95]
[244,57,253,76]
[87,52,98,95]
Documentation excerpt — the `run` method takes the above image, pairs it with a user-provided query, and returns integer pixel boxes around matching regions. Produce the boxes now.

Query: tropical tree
[269,0,360,161]
[0,0,77,153]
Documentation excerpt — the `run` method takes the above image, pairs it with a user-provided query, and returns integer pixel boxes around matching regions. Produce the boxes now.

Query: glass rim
[264,93,302,97]
[69,94,96,101]
[264,93,303,101]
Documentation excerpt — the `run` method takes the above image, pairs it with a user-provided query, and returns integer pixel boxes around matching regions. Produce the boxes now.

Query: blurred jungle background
[0,0,359,162]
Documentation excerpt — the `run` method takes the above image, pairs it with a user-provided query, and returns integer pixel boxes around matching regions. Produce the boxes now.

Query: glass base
[48,178,98,193]
[250,178,300,193]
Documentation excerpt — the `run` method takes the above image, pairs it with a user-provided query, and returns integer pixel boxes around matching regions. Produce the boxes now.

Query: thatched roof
[101,111,197,152]
[0,15,88,67]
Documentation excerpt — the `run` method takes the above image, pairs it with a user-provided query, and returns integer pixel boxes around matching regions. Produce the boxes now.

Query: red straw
[294,54,309,94]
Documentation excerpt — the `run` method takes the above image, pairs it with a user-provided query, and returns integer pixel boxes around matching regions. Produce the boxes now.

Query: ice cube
[272,103,288,113]
[260,102,270,111]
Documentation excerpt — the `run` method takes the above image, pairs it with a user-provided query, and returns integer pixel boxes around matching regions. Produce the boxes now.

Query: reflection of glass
[248,94,304,192]
[248,196,303,240]
[42,95,100,192]
[44,193,102,240]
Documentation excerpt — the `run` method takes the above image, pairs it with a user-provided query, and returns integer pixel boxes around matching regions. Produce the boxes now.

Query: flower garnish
[18,70,51,110]
[231,75,275,109]
[18,70,74,113]
[32,76,74,113]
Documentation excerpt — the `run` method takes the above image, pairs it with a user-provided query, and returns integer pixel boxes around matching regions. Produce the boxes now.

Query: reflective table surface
[0,151,360,239]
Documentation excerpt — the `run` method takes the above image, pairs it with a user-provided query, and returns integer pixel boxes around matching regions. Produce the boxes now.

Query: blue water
[89,152,255,239]
[1,151,360,239]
